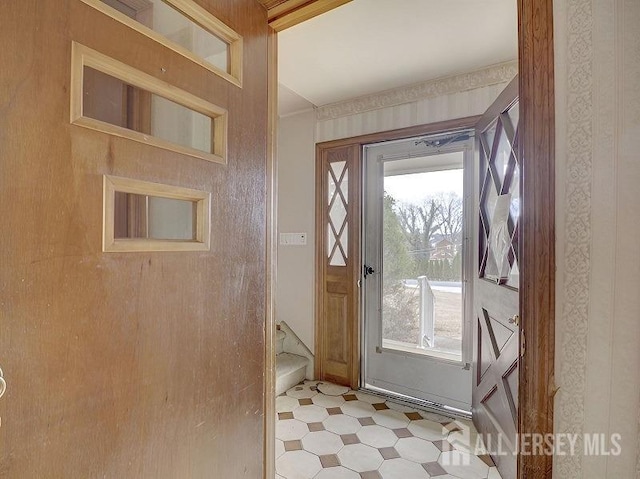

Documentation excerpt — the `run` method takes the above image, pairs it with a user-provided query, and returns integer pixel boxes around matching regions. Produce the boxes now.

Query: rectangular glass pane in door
[382,155,464,361]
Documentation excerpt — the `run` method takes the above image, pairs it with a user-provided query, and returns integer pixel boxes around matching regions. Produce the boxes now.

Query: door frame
[516,1,555,476]
[264,26,278,479]
[265,0,555,477]
[314,118,479,406]
[360,131,476,412]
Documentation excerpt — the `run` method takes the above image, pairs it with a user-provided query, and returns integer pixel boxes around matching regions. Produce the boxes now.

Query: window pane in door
[328,162,348,266]
[98,0,230,72]
[381,154,464,361]
[83,66,213,155]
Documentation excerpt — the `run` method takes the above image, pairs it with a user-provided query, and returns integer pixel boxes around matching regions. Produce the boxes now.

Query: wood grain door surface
[0,1,268,477]
[472,77,520,479]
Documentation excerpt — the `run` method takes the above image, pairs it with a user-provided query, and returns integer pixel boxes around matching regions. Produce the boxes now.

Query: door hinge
[520,328,526,358]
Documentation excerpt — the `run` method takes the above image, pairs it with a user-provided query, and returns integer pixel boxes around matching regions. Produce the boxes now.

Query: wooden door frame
[266,0,555,477]
[517,1,555,478]
[264,25,278,479]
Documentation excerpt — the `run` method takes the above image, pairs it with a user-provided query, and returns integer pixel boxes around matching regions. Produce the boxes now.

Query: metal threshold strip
[361,384,472,420]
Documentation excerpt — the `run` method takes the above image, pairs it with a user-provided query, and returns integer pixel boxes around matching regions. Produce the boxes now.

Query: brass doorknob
[0,367,5,399]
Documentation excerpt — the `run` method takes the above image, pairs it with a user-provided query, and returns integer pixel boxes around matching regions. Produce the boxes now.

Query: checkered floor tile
[276,381,502,479]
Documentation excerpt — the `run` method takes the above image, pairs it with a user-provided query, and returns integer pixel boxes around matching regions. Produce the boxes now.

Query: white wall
[554,0,640,477]
[276,109,317,352]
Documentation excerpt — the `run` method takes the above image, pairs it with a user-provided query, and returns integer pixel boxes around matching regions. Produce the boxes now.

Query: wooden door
[472,77,520,479]
[315,144,360,388]
[0,1,268,477]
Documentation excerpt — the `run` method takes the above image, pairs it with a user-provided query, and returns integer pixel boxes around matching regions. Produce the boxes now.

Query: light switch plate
[280,233,307,246]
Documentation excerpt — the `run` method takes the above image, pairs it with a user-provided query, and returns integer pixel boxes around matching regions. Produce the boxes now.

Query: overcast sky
[384,168,463,204]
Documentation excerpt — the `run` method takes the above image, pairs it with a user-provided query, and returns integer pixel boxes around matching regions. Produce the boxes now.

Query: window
[80,0,243,87]
[72,42,228,164]
[103,175,211,252]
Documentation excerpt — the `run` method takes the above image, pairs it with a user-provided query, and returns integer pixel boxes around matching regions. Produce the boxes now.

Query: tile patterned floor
[276,381,502,479]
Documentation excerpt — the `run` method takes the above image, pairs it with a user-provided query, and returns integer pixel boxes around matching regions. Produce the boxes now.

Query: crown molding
[316,60,518,122]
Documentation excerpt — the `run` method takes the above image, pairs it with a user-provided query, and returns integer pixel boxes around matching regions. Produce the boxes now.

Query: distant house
[430,238,457,260]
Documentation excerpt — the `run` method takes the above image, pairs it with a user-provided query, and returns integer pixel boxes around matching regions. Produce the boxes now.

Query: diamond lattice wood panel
[478,100,520,288]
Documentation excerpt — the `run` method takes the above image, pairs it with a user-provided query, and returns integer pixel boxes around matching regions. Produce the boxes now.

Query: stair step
[276,353,308,396]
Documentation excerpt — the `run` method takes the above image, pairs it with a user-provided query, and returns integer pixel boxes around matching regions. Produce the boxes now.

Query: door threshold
[361,384,472,420]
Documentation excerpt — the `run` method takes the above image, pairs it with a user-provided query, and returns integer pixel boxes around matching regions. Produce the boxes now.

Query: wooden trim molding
[78,0,244,87]
[103,175,211,252]
[71,42,228,164]
[517,0,555,477]
[260,0,352,32]
[263,26,278,479]
[318,116,483,150]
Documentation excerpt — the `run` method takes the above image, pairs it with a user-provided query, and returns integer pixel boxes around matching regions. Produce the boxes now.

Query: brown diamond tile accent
[341,433,360,445]
[404,411,423,420]
[422,461,447,476]
[372,402,389,411]
[278,412,294,420]
[295,386,303,391]
[478,454,495,467]
[343,394,358,401]
[319,454,340,468]
[308,422,325,432]
[360,471,382,479]
[378,446,400,460]
[442,421,463,432]
[327,407,343,415]
[432,439,455,452]
[283,440,303,451]
[393,428,413,438]
[358,417,376,426]
[298,398,313,406]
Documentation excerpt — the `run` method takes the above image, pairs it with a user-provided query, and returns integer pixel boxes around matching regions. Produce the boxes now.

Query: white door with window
[362,131,475,412]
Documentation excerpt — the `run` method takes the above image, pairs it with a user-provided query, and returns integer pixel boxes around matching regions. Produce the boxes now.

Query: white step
[276,329,286,355]
[276,353,309,396]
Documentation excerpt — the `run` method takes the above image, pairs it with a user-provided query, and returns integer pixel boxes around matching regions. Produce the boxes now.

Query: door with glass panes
[362,132,474,412]
[0,1,268,477]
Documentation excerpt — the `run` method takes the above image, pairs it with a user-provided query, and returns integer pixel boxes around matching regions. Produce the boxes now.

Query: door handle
[0,367,6,399]
[363,265,375,277]
[508,314,520,327]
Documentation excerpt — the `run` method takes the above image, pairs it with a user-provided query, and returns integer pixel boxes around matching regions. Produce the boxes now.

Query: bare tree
[434,193,463,244]
[394,198,440,256]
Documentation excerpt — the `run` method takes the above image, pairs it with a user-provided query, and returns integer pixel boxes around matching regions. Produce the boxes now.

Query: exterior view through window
[382,155,464,361]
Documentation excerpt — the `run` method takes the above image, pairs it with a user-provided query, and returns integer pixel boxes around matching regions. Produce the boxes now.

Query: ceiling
[278,0,517,115]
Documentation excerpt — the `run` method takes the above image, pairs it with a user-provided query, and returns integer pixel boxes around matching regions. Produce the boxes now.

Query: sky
[384,168,464,204]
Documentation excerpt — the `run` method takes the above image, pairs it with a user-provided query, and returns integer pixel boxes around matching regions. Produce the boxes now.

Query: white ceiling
[278,0,517,113]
